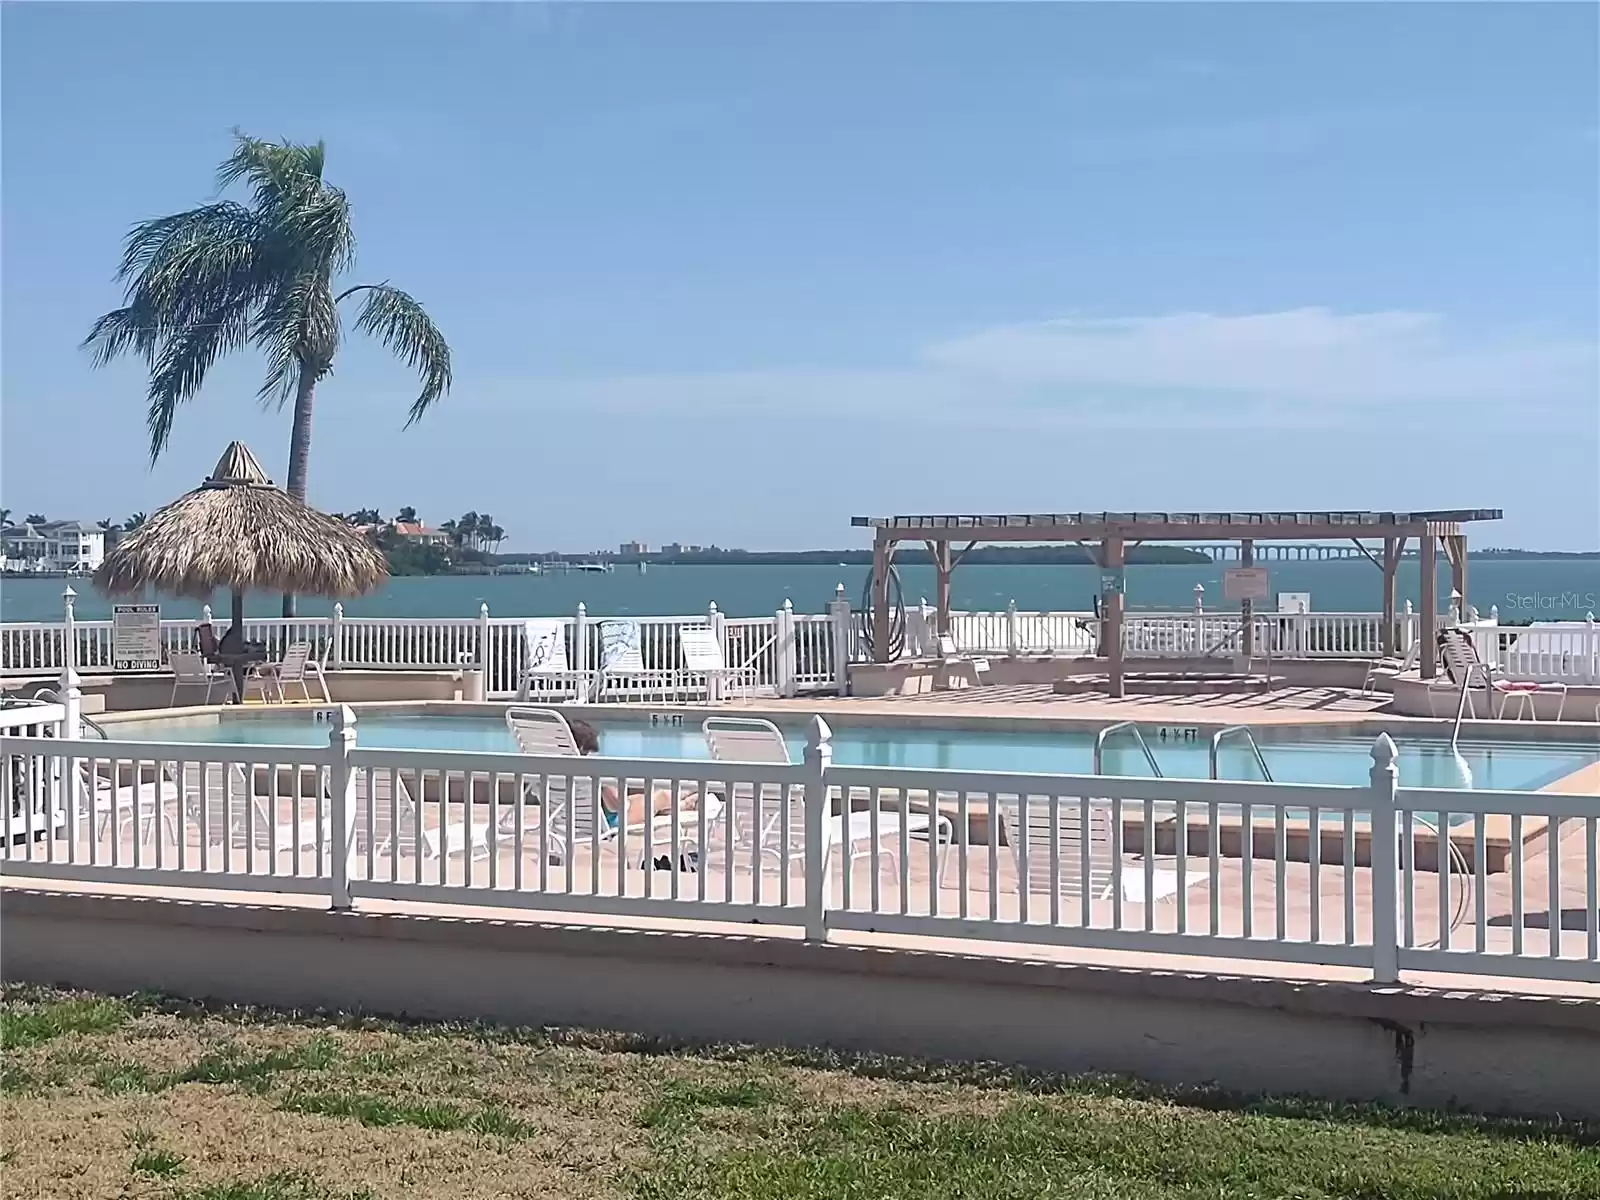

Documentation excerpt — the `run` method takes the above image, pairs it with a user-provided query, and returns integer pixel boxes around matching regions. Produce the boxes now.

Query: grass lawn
[2,985,1596,1199]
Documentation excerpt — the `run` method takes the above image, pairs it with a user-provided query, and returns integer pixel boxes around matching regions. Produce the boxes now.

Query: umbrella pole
[230,590,248,703]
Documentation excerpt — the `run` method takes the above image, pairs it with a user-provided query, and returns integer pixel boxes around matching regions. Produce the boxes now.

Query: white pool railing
[4,710,1595,987]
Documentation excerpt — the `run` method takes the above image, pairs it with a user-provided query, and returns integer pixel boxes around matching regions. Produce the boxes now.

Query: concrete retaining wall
[4,888,1596,1119]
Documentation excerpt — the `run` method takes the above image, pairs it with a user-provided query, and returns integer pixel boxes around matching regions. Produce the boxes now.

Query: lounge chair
[1000,794,1209,906]
[178,761,325,857]
[517,618,592,703]
[678,625,757,703]
[1432,628,1567,721]
[594,620,679,703]
[353,765,491,864]
[243,642,331,704]
[936,633,990,689]
[702,717,951,882]
[504,707,721,865]
[169,650,236,706]
[1360,640,1419,696]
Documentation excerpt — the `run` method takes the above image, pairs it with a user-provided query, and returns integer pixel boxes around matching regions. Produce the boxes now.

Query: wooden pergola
[850,509,1503,697]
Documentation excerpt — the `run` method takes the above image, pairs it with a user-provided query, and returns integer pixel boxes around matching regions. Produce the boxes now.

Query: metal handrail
[17,689,109,739]
[1093,721,1164,777]
[1209,725,1274,783]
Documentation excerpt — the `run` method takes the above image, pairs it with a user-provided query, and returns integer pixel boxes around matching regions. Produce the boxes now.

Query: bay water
[4,559,1597,623]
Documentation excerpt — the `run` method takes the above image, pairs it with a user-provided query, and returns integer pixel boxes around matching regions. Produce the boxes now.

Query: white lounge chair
[1000,794,1209,906]
[354,766,491,864]
[517,619,592,703]
[243,642,331,704]
[594,620,679,702]
[505,707,721,865]
[702,717,951,882]
[1360,640,1419,696]
[178,761,326,857]
[679,625,757,703]
[169,650,236,706]
[1432,628,1567,721]
[936,633,990,689]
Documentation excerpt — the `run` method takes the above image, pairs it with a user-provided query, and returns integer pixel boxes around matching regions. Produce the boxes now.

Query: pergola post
[1419,534,1438,679]
[871,532,893,663]
[931,540,953,638]
[1380,536,1401,657]
[1444,534,1468,621]
[1102,535,1126,699]
[1239,538,1256,658]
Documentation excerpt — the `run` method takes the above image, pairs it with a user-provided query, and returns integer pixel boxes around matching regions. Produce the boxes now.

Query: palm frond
[117,203,257,279]
[217,132,327,211]
[82,305,160,368]
[252,277,340,407]
[342,283,452,424]
[145,309,253,462]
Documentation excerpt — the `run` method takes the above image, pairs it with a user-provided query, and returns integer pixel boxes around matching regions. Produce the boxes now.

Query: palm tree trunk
[281,364,317,617]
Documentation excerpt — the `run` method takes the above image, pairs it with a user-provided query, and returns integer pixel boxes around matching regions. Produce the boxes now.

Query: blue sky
[3,2,1596,550]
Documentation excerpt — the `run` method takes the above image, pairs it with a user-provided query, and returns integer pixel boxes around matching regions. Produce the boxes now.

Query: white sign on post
[112,604,163,671]
[1222,567,1270,602]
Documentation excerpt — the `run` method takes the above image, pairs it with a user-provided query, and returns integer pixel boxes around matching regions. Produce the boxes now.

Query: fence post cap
[807,714,833,751]
[333,602,344,616]
[62,585,77,602]
[1404,600,1413,614]
[834,582,846,597]
[1370,732,1397,768]
[708,601,719,614]
[331,703,359,739]
[577,602,587,615]
[781,598,792,612]
[479,602,490,617]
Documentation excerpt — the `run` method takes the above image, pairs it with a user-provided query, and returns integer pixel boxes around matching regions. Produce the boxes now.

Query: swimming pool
[108,711,1596,793]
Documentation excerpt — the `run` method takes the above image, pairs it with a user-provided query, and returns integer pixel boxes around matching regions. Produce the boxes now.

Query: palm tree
[124,512,148,532]
[98,518,122,549]
[0,509,11,529]
[395,506,418,524]
[474,513,496,553]
[82,132,452,616]
[25,513,46,526]
[456,512,481,552]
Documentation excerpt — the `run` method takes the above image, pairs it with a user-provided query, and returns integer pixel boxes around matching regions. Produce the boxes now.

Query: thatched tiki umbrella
[95,442,387,684]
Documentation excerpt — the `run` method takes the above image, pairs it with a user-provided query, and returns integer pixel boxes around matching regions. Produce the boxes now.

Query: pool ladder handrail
[1093,721,1164,777]
[16,689,109,739]
[1208,725,1275,783]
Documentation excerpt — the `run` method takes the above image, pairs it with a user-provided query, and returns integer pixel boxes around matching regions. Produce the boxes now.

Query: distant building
[619,540,649,556]
[1,520,106,573]
[390,521,451,547]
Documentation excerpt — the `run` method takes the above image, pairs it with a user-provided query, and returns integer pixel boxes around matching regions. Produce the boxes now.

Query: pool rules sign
[112,604,162,671]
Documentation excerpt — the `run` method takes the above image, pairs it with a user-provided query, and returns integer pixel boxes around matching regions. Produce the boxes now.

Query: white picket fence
[3,707,1595,985]
[4,598,1596,691]
[0,600,843,700]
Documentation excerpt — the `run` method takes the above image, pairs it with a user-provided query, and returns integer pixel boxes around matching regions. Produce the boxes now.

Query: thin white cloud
[459,309,1596,432]
[923,309,1597,407]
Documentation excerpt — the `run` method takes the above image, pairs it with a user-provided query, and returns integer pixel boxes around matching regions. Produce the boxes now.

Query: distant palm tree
[25,513,46,526]
[439,519,458,547]
[456,512,481,552]
[0,508,11,528]
[82,132,452,616]
[124,512,148,532]
[395,506,418,524]
[98,518,122,549]
[487,523,506,554]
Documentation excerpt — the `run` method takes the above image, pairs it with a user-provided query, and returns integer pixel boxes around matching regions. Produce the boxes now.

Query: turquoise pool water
[111,712,1596,792]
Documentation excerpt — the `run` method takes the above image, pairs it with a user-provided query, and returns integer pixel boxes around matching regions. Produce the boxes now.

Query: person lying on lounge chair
[569,717,702,831]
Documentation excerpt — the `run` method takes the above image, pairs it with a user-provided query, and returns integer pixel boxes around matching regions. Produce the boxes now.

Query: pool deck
[762,683,1439,725]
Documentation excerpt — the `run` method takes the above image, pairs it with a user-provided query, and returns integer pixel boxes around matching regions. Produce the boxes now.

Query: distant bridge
[1176,543,1373,563]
